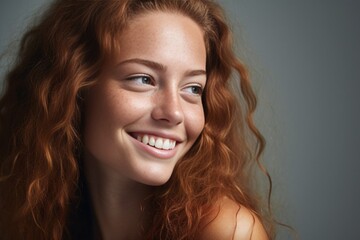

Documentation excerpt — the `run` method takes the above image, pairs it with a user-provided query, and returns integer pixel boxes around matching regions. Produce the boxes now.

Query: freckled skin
[84,12,207,186]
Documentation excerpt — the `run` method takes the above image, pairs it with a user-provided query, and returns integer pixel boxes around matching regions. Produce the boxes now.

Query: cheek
[84,86,128,147]
[112,92,153,128]
[184,104,205,141]
[88,88,148,128]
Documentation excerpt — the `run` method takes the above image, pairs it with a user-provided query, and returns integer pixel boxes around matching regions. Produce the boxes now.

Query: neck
[83,151,153,240]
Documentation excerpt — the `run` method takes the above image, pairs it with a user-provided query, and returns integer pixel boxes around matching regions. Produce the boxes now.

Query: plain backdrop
[1,1,359,239]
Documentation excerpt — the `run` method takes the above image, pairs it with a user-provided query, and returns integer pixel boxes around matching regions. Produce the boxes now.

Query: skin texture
[199,197,269,240]
[84,11,206,187]
[83,12,207,239]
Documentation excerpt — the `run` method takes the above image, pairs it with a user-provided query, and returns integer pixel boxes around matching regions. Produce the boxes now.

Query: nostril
[151,93,184,125]
[151,107,184,125]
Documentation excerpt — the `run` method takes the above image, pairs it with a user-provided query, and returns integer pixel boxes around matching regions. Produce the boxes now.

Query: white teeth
[171,141,176,149]
[155,138,163,148]
[149,137,156,146]
[142,135,149,145]
[163,139,170,150]
[136,134,176,150]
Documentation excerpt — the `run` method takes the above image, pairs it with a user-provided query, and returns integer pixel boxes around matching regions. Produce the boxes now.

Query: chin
[137,172,173,186]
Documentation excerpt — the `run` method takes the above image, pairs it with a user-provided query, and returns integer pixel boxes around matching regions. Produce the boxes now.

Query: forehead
[110,11,206,67]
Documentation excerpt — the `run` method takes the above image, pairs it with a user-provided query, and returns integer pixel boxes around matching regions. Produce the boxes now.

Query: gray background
[1,0,359,239]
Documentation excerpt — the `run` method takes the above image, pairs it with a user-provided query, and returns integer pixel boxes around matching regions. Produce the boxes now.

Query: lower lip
[130,136,178,159]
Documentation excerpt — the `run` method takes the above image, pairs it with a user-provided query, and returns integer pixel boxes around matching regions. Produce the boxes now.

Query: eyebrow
[117,58,206,77]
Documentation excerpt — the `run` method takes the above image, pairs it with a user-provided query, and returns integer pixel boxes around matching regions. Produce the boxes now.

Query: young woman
[0,0,274,239]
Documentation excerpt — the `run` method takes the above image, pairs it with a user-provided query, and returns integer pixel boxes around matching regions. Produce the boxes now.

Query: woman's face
[84,11,206,186]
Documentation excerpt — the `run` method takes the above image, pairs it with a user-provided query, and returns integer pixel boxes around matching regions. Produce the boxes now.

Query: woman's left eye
[183,85,203,96]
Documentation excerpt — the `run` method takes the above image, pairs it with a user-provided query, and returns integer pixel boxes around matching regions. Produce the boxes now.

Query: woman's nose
[151,89,184,126]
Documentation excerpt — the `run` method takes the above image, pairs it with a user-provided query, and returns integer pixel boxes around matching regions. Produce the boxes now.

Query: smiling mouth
[133,134,177,150]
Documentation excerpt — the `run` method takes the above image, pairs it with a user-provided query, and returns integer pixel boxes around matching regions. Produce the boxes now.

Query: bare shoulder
[199,197,269,240]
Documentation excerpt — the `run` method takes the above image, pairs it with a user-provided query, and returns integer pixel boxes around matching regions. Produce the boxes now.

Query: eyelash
[183,85,203,96]
[125,74,204,96]
[125,75,153,85]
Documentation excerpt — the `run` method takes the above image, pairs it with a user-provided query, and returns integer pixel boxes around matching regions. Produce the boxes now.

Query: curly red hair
[0,0,274,239]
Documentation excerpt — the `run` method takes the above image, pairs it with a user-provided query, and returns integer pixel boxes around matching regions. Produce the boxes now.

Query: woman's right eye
[126,75,153,85]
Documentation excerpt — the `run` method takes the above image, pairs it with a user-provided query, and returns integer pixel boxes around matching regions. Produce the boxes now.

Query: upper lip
[128,131,183,143]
